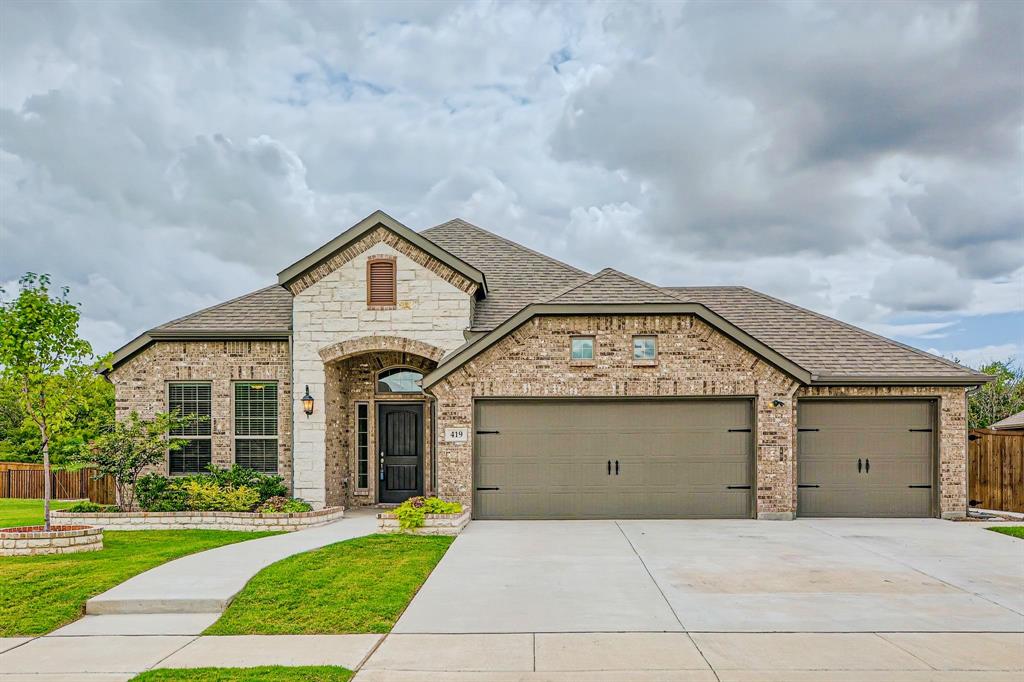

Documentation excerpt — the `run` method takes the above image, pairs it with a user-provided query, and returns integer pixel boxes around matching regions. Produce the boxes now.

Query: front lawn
[205,534,452,635]
[0,529,278,636]
[0,498,79,528]
[131,666,352,682]
[988,526,1024,539]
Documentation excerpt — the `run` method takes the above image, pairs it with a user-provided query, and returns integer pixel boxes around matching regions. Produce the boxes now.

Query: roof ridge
[423,218,589,276]
[156,284,287,330]
[735,286,983,376]
[598,268,688,301]
[542,270,602,302]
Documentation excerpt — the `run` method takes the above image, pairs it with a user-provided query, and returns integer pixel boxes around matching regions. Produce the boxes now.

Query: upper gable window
[633,335,657,361]
[571,336,595,361]
[366,257,397,307]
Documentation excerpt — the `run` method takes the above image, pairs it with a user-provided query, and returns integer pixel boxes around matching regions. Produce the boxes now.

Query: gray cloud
[0,0,1020,357]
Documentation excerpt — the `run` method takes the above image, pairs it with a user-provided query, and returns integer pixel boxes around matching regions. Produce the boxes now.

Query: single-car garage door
[798,400,935,517]
[473,399,753,519]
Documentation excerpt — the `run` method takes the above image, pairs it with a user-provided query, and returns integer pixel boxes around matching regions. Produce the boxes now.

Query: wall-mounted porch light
[301,385,315,417]
[772,399,785,408]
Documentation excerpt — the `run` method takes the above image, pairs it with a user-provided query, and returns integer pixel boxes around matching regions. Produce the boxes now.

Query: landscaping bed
[52,506,343,531]
[204,534,453,635]
[1,523,103,556]
[376,496,469,535]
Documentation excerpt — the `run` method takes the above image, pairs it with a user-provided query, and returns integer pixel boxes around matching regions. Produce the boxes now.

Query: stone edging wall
[377,509,471,535]
[1,525,103,556]
[51,506,345,532]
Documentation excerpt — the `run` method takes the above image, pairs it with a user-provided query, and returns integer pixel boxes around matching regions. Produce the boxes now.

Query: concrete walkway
[85,509,378,624]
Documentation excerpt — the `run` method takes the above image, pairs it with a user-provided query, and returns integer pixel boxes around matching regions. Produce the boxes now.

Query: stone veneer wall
[794,385,969,518]
[51,507,344,531]
[291,234,474,507]
[325,350,437,508]
[377,510,471,535]
[108,340,292,486]
[430,314,801,518]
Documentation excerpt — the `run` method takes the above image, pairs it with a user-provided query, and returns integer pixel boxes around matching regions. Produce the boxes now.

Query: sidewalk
[85,509,378,622]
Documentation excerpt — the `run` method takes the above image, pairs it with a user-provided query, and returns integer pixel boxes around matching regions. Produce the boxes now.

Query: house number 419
[445,428,468,442]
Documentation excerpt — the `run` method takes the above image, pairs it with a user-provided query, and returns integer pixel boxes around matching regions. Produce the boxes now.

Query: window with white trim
[234,382,278,473]
[168,382,212,474]
[571,336,595,360]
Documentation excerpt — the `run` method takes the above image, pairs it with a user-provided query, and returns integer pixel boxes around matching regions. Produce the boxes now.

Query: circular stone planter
[0,525,103,556]
[51,506,345,532]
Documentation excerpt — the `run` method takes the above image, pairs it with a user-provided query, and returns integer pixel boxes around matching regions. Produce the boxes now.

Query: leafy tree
[968,359,1024,429]
[0,273,107,529]
[79,410,196,511]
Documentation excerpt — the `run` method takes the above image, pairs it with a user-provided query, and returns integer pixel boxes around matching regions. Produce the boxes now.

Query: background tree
[0,273,106,529]
[79,410,195,511]
[968,359,1024,429]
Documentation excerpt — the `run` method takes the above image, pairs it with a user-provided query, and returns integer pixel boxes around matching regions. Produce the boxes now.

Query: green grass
[988,525,1024,539]
[0,529,279,636]
[205,534,453,635]
[130,666,352,682]
[0,498,79,528]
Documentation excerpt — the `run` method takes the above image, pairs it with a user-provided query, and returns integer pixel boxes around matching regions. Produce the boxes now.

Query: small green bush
[204,464,287,502]
[135,473,188,511]
[181,479,260,512]
[64,501,119,513]
[257,496,313,514]
[133,466,299,513]
[393,496,463,530]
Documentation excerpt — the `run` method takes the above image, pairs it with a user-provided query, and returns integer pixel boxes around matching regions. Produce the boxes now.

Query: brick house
[107,211,990,520]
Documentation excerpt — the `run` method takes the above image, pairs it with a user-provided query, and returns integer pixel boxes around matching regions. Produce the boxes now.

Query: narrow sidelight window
[571,336,595,360]
[234,382,278,473]
[168,382,212,474]
[366,257,397,306]
[633,335,657,360]
[356,403,369,489]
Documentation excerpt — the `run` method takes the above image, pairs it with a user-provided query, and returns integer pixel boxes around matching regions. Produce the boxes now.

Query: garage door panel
[798,400,934,518]
[473,399,753,520]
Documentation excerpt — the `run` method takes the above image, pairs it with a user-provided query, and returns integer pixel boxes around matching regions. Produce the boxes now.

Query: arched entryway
[319,337,444,508]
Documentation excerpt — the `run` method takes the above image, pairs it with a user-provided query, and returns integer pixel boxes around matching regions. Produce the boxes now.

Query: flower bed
[1,524,103,556]
[51,506,344,532]
[377,509,471,536]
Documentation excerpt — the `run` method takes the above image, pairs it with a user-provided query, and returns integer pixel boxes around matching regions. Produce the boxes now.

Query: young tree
[968,359,1024,429]
[80,410,196,511]
[0,273,105,529]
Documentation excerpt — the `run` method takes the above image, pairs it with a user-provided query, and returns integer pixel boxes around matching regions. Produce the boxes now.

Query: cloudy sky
[1,0,1021,368]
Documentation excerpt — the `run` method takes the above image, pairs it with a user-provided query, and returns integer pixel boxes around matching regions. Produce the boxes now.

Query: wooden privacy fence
[968,429,1024,513]
[0,464,116,505]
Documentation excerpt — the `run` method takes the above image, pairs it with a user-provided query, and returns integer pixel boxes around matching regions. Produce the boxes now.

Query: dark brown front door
[378,403,423,503]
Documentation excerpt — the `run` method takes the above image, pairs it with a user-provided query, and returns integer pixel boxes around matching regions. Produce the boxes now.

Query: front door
[378,403,424,503]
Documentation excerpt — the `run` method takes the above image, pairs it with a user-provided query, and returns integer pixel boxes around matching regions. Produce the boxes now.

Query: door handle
[607,460,611,475]
[615,460,619,475]
[858,458,862,473]
[865,458,870,473]
[380,451,385,481]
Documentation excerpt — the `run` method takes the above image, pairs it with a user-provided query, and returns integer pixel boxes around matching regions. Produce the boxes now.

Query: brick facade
[107,340,293,487]
[430,314,802,518]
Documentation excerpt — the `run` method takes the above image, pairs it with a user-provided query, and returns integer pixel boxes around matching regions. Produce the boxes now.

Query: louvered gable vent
[367,257,397,306]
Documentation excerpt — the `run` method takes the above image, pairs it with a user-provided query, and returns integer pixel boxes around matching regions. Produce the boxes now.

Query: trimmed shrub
[64,501,119,513]
[394,496,463,530]
[257,496,313,514]
[180,478,260,512]
[135,473,188,512]
[204,464,286,503]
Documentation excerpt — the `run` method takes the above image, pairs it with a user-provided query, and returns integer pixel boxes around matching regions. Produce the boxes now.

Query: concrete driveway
[395,518,1024,633]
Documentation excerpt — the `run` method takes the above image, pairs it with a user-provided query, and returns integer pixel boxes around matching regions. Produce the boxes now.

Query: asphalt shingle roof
[546,268,681,304]
[990,409,1024,431]
[155,285,293,333]
[420,219,589,330]
[668,286,981,379]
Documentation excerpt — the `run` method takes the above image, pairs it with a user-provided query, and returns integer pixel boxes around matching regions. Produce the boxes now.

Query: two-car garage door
[473,399,753,520]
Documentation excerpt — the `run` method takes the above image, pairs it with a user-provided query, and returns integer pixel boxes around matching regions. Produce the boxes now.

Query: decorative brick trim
[51,506,345,532]
[1,525,103,555]
[376,509,471,535]
[319,336,447,364]
[287,226,480,297]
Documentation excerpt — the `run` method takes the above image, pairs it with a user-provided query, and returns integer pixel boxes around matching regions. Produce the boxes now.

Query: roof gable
[546,268,681,304]
[278,210,487,296]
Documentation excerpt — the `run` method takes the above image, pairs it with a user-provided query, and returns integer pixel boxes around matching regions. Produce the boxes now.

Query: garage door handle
[607,460,611,475]
[476,487,500,491]
[615,460,619,475]
[865,458,870,473]
[727,485,751,489]
[858,458,862,473]
[908,484,932,489]
[798,484,820,488]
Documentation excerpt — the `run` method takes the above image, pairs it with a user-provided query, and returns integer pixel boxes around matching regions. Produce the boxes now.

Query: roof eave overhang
[422,302,815,389]
[809,374,994,387]
[276,210,488,297]
[106,329,292,373]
